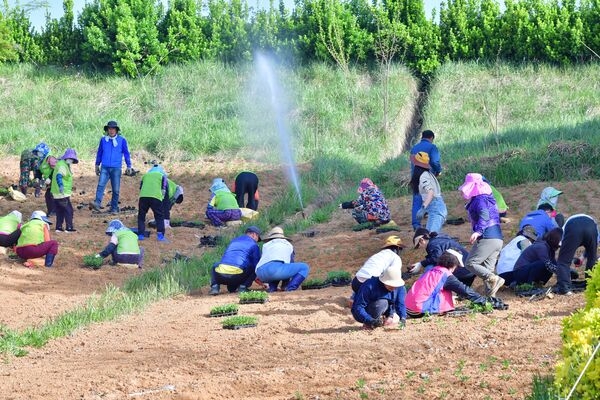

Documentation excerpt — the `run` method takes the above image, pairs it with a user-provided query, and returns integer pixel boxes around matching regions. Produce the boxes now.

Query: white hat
[446,249,464,268]
[379,266,405,287]
[30,210,50,224]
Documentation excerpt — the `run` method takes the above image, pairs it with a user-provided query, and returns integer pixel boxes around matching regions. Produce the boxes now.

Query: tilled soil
[0,156,594,400]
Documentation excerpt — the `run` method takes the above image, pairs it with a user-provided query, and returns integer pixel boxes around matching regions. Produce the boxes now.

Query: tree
[38,0,80,65]
[205,0,251,62]
[159,0,206,62]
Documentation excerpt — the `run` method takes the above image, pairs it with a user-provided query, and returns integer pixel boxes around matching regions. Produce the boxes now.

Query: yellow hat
[414,151,431,169]
[382,235,403,249]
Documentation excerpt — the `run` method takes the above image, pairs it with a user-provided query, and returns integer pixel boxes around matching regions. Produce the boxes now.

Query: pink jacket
[406,266,454,314]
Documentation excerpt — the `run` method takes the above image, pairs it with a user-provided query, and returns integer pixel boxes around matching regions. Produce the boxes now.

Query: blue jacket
[219,234,261,272]
[410,139,442,175]
[352,277,407,324]
[519,210,557,239]
[95,135,132,168]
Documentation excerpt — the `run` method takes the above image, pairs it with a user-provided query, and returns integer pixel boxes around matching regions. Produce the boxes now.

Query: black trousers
[235,172,259,210]
[556,215,598,291]
[0,231,21,247]
[138,197,166,234]
[54,197,74,230]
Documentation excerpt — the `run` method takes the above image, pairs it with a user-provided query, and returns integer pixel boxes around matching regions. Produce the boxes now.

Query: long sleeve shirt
[352,277,407,324]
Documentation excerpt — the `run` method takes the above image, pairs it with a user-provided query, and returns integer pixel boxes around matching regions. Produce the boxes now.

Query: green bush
[555,264,600,399]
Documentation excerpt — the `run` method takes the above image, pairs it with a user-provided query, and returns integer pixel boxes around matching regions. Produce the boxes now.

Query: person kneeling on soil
[15,211,58,268]
[410,228,475,287]
[255,227,310,292]
[95,220,144,269]
[496,225,538,286]
[138,165,169,242]
[0,210,22,250]
[339,178,391,226]
[509,228,563,288]
[164,178,184,228]
[351,265,407,330]
[205,178,242,227]
[209,226,262,295]
[352,235,404,295]
[406,250,488,317]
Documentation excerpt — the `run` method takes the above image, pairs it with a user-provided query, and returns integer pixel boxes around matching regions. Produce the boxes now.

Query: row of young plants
[1,0,598,76]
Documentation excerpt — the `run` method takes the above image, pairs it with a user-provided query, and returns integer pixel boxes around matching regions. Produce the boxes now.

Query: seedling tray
[239,299,268,304]
[209,311,239,318]
[301,282,332,290]
[223,324,257,330]
[445,307,492,317]
[329,278,351,287]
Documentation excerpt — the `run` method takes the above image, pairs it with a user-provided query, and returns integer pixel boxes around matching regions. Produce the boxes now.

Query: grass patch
[525,375,558,400]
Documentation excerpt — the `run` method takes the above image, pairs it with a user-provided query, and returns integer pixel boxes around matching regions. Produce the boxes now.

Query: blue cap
[245,225,261,240]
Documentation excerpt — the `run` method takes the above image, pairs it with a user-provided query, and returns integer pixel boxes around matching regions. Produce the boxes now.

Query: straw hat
[413,151,431,169]
[379,265,405,287]
[264,226,289,241]
[382,235,403,249]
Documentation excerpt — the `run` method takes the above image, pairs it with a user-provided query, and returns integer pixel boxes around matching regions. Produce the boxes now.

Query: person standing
[233,171,260,211]
[410,151,447,233]
[209,226,262,295]
[51,149,79,233]
[459,173,505,297]
[137,165,169,242]
[92,120,133,213]
[409,130,442,230]
[15,210,58,268]
[255,227,310,292]
[554,214,599,295]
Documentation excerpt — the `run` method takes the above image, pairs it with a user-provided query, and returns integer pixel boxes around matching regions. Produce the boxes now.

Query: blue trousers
[256,260,310,282]
[411,193,423,230]
[95,166,122,212]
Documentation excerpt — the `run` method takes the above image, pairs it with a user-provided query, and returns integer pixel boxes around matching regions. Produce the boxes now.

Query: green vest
[39,155,54,179]
[215,190,239,210]
[17,219,45,247]
[115,230,140,254]
[140,171,165,201]
[0,213,19,234]
[51,160,73,197]
[167,179,177,200]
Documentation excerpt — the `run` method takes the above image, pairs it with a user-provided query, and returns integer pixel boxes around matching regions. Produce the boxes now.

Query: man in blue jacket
[351,265,407,330]
[91,120,133,213]
[209,226,262,295]
[410,130,442,230]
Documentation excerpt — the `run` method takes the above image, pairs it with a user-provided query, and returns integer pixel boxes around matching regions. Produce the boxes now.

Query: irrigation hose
[565,339,600,400]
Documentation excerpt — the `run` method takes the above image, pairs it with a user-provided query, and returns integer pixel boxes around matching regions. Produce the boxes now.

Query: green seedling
[83,254,103,269]
[301,277,328,288]
[238,290,268,302]
[514,282,535,292]
[221,315,257,328]
[327,270,351,281]
[468,301,493,313]
[356,378,366,389]
[209,304,239,316]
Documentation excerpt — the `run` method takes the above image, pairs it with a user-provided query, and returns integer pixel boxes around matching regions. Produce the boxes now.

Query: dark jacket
[352,277,407,324]
[420,233,469,267]
[514,240,555,269]
[519,210,557,239]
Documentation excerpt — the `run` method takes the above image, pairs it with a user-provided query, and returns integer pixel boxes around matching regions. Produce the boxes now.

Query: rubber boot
[285,273,306,291]
[44,253,55,268]
[138,234,146,241]
[157,232,169,242]
[238,285,248,293]
[209,284,220,296]
[267,281,279,292]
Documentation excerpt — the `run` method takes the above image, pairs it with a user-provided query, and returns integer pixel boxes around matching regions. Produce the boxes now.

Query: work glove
[45,178,51,185]
[384,313,400,327]
[369,317,384,329]
[340,201,355,209]
[415,207,426,221]
[125,167,133,176]
[95,165,101,176]
[95,254,102,258]
[409,262,423,274]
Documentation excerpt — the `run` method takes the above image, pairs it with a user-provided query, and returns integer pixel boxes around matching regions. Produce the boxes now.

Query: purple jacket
[465,194,503,239]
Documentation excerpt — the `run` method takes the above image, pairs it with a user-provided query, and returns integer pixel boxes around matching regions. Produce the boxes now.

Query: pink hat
[358,178,375,193]
[458,173,492,200]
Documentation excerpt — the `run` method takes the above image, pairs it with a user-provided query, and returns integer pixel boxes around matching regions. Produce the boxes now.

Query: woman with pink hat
[51,148,79,233]
[459,173,504,298]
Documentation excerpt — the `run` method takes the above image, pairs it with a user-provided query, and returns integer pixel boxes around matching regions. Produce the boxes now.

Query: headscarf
[105,219,127,233]
[358,178,375,193]
[210,178,229,193]
[149,165,167,176]
[458,173,492,201]
[537,187,562,210]
[10,210,22,223]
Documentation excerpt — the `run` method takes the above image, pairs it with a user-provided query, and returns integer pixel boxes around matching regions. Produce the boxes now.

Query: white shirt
[256,238,293,269]
[496,235,531,275]
[355,249,402,283]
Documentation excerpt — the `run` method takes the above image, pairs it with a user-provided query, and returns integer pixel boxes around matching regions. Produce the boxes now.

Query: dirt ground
[0,155,595,400]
